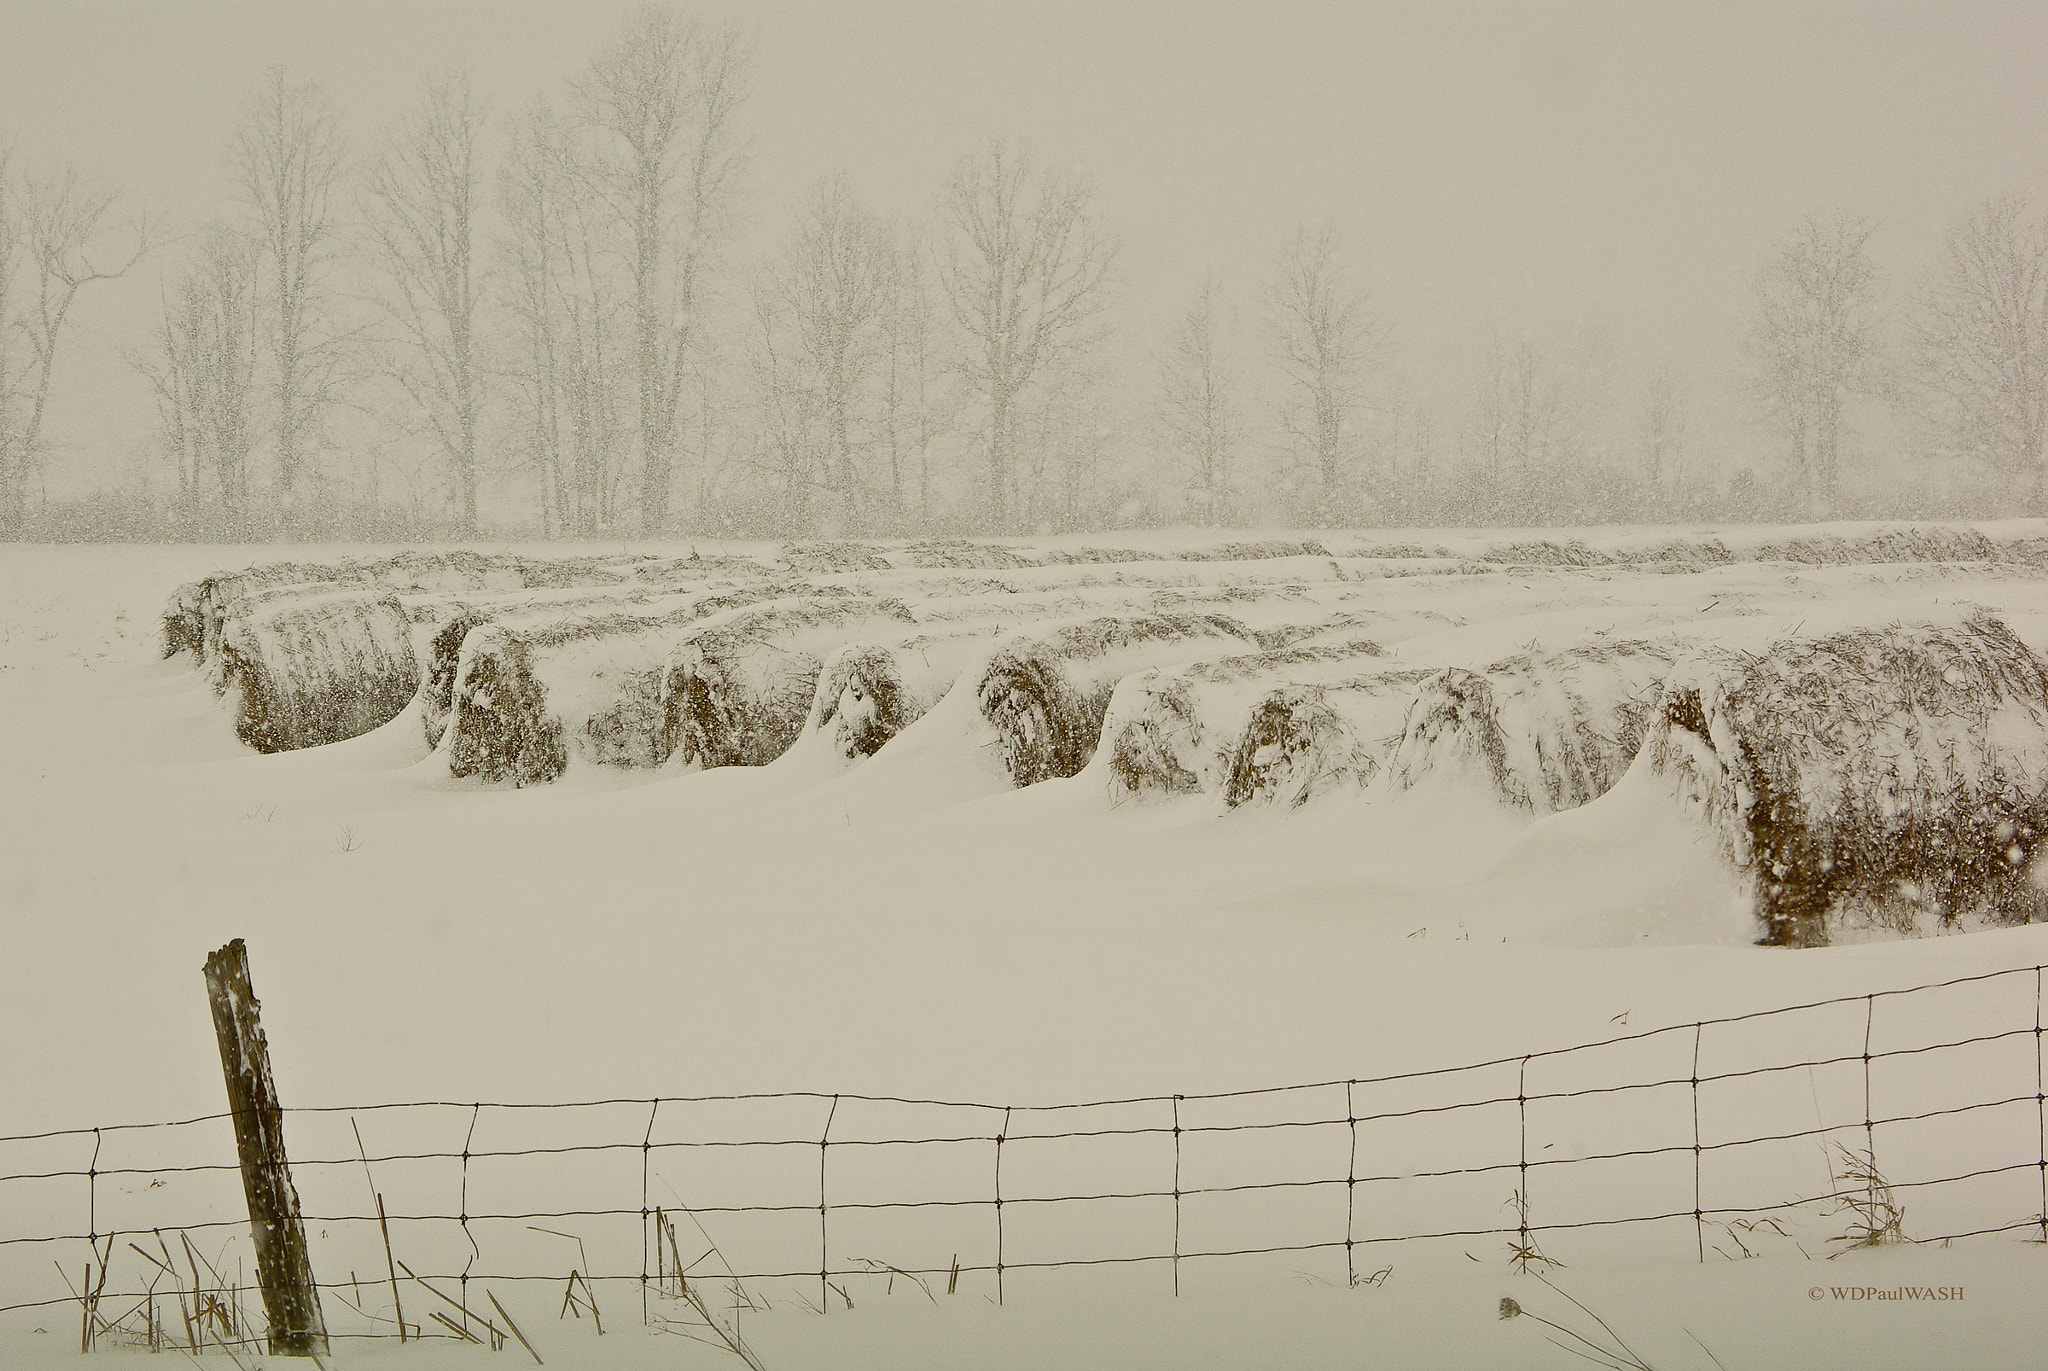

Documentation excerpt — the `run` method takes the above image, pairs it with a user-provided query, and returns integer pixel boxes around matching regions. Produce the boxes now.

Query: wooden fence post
[203,938,328,1356]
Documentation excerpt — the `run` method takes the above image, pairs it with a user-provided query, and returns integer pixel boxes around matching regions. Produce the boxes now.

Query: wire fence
[4,962,2046,1351]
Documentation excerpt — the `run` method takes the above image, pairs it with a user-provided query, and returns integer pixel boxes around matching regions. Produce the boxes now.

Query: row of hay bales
[1096,611,2048,947]
[161,533,2048,947]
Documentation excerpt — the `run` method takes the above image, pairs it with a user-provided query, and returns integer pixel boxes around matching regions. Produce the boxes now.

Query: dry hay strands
[216,588,421,753]
[894,539,1036,570]
[1380,638,1681,814]
[779,541,896,575]
[976,612,1260,788]
[1643,612,2048,947]
[1749,524,2003,567]
[1473,538,1618,569]
[1221,670,1437,809]
[160,581,207,661]
[660,597,919,770]
[1102,634,1395,802]
[442,582,822,784]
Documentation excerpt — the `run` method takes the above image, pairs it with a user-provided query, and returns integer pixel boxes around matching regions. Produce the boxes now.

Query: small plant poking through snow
[1823,1144,1912,1254]
[1500,1276,1731,1371]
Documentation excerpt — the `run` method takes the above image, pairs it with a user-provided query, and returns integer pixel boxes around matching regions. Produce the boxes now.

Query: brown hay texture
[1641,614,2048,946]
[1380,639,1681,813]
[159,582,206,661]
[659,597,920,769]
[440,583,817,784]
[214,588,420,753]
[779,541,896,574]
[808,628,1012,760]
[1220,671,1438,809]
[1100,635,1397,803]
[975,612,1260,787]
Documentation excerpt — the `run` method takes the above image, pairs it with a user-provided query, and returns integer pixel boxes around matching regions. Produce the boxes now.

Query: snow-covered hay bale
[1100,635,1395,802]
[807,628,1013,760]
[442,585,808,785]
[160,582,206,661]
[1643,614,2048,946]
[1221,670,1436,809]
[215,588,420,753]
[1380,639,1679,813]
[410,586,756,749]
[975,612,1260,787]
[659,598,919,770]
[419,608,490,748]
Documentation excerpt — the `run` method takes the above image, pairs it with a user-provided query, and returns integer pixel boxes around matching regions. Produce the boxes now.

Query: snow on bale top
[1643,612,2048,947]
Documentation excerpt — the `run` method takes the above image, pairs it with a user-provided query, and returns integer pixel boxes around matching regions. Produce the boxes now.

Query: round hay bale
[808,629,1002,761]
[1219,671,1435,809]
[439,583,811,784]
[444,625,567,786]
[975,612,1259,788]
[1643,613,2048,946]
[1096,633,1397,804]
[660,598,919,770]
[1380,639,1679,813]
[160,582,206,661]
[216,588,420,753]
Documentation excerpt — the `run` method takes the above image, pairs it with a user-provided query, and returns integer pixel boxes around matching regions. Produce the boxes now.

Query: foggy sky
[4,0,2045,498]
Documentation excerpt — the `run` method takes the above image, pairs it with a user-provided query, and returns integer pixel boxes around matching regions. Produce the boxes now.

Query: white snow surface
[6,530,2048,1369]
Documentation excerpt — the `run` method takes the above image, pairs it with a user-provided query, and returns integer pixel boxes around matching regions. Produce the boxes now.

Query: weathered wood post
[203,938,328,1356]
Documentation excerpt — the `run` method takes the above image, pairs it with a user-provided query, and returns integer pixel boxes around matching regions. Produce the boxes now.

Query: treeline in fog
[2,4,2045,541]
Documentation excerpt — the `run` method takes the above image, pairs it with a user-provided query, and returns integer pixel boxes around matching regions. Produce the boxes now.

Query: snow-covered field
[5,529,2048,1369]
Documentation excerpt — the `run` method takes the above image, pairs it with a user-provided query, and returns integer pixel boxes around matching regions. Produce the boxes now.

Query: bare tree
[0,156,150,535]
[577,1,750,534]
[497,95,632,537]
[361,71,488,535]
[1910,192,2048,506]
[133,227,260,525]
[753,172,893,532]
[1265,223,1378,523]
[1740,211,1882,514]
[1637,360,1692,495]
[936,137,1117,532]
[230,65,351,525]
[0,142,20,532]
[878,229,953,527]
[1154,279,1242,525]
